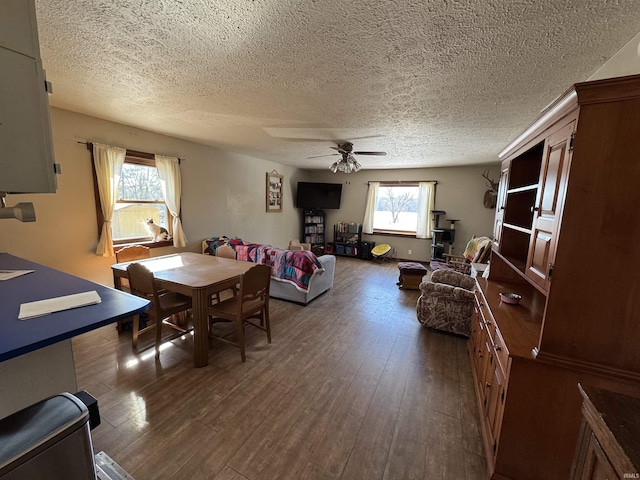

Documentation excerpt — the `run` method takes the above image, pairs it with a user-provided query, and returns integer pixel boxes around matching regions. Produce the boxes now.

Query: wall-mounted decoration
[482,169,498,209]
[266,171,283,212]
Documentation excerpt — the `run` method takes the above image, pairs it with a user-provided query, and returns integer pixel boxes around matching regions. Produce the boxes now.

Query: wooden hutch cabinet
[471,74,640,480]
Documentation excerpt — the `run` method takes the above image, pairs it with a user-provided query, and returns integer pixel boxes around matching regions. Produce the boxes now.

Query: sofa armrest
[419,281,475,302]
[430,269,475,291]
[315,254,336,277]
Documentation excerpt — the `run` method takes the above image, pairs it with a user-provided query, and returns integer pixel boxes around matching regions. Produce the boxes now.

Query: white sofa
[269,254,335,304]
[201,239,335,305]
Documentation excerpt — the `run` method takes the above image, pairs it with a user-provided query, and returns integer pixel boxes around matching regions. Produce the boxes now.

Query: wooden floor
[73,256,486,480]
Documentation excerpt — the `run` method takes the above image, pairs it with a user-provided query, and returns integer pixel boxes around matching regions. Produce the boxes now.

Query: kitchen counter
[0,253,149,418]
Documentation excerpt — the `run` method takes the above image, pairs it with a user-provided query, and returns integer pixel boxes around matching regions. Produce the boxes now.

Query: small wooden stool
[397,262,428,290]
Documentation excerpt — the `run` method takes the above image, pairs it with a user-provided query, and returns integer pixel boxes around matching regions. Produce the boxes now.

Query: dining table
[111,252,255,367]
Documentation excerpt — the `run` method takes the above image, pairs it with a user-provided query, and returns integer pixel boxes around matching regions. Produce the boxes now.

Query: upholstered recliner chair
[417,269,476,337]
[430,236,492,275]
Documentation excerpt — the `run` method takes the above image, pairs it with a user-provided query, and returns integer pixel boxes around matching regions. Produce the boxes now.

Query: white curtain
[362,182,379,234]
[93,143,126,257]
[416,181,436,239]
[155,155,187,247]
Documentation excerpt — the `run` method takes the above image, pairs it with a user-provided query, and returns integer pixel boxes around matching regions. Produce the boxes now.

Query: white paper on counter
[0,270,34,281]
[18,291,102,320]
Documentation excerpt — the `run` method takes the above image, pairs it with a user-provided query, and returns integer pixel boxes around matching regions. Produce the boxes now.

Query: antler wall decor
[482,170,499,209]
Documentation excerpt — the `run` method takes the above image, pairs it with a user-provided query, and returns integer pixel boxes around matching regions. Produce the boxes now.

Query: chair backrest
[240,264,271,309]
[289,239,311,251]
[462,236,492,263]
[127,262,160,307]
[116,245,150,263]
[216,244,237,259]
[372,244,391,256]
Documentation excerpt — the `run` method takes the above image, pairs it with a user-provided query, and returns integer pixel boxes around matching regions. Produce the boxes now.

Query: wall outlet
[408,249,412,255]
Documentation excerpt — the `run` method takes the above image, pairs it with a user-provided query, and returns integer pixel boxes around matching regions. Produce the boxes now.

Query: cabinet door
[493,161,510,251]
[579,433,618,480]
[526,122,574,290]
[486,362,506,457]
[0,49,56,193]
[0,0,39,57]
[470,300,483,367]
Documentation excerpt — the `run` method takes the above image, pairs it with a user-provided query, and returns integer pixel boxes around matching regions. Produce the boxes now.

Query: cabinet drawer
[476,295,497,343]
[493,327,509,372]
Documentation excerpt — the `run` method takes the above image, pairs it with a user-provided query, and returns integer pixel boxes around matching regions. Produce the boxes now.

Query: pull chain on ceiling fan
[308,142,387,173]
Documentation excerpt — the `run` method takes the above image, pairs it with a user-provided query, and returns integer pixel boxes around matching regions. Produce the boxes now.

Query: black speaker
[359,241,375,260]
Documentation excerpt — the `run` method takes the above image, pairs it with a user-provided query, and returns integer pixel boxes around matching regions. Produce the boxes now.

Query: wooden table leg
[113,272,125,333]
[192,288,210,368]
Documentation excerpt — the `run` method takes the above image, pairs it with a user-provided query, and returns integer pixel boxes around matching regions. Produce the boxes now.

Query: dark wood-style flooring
[73,256,486,480]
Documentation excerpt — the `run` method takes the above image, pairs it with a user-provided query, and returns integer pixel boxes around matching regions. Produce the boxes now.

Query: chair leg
[132,314,140,348]
[155,316,163,358]
[237,319,246,362]
[264,308,271,344]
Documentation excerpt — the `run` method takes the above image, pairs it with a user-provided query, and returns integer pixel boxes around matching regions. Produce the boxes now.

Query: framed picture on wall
[266,171,283,212]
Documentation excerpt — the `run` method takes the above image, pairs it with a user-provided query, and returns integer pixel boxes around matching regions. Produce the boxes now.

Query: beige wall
[303,164,501,262]
[589,30,640,80]
[0,108,302,285]
[1,108,500,284]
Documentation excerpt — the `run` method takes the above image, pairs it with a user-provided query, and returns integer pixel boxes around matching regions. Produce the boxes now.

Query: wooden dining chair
[127,262,193,356]
[208,264,272,362]
[114,245,151,332]
[216,243,237,259]
[211,243,238,305]
[115,244,151,263]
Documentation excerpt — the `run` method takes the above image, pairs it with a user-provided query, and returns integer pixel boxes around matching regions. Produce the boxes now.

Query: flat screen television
[296,182,342,209]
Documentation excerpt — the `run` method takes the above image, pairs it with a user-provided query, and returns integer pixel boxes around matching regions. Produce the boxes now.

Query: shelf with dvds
[326,222,362,257]
[302,210,325,252]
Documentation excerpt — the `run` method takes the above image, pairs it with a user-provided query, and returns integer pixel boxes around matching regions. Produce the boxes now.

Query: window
[92,151,172,246]
[363,181,436,238]
[373,184,420,234]
[112,157,171,243]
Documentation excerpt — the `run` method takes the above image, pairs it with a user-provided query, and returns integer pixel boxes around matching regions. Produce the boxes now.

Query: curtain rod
[77,141,185,163]
[367,180,438,184]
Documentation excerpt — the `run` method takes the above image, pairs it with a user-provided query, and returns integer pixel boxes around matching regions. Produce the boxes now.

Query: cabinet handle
[530,206,539,213]
[486,382,491,388]
[495,346,502,351]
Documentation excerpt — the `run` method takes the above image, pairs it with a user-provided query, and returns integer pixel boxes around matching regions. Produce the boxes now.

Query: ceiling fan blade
[307,153,340,159]
[353,151,387,156]
[330,146,348,153]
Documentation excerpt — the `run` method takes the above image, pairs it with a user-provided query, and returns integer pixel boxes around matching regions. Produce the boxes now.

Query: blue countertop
[0,253,150,362]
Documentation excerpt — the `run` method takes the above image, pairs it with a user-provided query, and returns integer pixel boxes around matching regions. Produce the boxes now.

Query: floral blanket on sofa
[203,237,324,292]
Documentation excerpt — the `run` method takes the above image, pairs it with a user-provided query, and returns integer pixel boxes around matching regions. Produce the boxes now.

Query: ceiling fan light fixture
[322,141,385,173]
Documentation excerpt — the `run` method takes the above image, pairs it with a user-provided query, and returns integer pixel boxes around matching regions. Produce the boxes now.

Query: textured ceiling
[35,0,640,170]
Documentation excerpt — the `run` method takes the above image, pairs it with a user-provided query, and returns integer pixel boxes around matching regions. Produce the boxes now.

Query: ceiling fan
[308,142,387,173]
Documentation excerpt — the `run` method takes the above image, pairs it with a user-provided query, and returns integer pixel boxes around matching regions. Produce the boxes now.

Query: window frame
[91,147,175,248]
[371,182,423,236]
